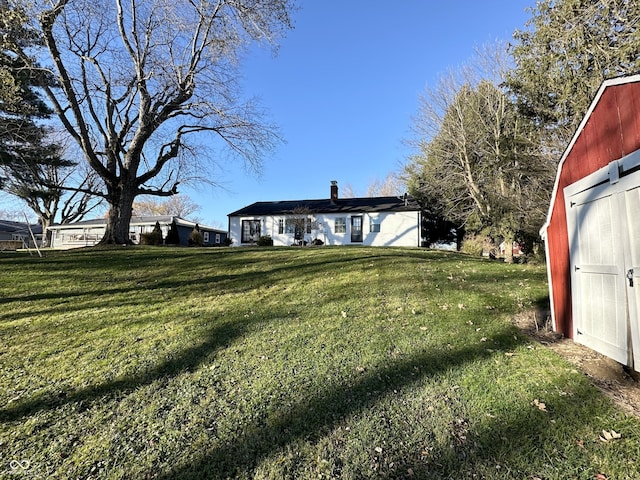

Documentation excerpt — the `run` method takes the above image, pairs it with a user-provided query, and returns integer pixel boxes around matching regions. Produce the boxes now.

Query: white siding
[49,217,224,249]
[229,211,420,247]
[49,226,104,249]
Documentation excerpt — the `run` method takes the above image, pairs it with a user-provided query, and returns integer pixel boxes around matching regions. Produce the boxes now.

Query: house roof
[0,219,43,235]
[228,195,421,217]
[48,216,225,233]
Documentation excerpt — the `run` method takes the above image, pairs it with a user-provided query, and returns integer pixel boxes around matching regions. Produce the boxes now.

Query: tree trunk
[456,227,465,251]
[40,216,53,248]
[503,234,514,264]
[101,185,136,245]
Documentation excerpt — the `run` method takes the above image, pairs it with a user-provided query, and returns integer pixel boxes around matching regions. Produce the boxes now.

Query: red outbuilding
[541,75,640,371]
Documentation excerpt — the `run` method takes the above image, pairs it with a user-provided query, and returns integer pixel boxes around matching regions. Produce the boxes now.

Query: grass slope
[1,246,638,479]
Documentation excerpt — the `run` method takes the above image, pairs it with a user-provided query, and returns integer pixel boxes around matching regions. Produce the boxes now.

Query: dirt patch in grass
[513,309,640,418]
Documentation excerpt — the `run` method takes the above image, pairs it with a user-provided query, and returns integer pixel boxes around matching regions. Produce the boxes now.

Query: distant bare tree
[0,207,22,221]
[365,172,404,197]
[133,194,200,220]
[340,183,356,198]
[340,173,404,199]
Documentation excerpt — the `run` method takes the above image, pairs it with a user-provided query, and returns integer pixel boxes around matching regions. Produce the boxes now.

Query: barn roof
[541,74,640,240]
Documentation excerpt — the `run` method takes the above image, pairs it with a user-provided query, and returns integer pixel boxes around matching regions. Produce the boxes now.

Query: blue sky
[0,1,532,227]
[187,1,535,228]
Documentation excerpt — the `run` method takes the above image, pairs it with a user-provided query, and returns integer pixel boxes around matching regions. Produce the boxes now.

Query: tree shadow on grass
[387,382,619,480]
[0,252,414,421]
[155,330,525,479]
[156,334,627,480]
[0,317,252,423]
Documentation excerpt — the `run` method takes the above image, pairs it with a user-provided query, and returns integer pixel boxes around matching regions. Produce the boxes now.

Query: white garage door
[564,149,640,369]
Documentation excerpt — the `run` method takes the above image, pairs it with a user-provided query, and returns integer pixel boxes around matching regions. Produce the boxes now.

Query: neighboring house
[498,241,524,258]
[0,220,43,250]
[48,216,228,249]
[228,181,423,247]
[541,74,640,371]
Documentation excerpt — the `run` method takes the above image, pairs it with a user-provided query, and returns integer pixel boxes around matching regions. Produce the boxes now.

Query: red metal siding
[547,82,640,337]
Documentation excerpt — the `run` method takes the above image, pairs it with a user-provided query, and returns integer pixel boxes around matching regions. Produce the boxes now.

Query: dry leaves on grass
[532,399,547,412]
[599,430,622,442]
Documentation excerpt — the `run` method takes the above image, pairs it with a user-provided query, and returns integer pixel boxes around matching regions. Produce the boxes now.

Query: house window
[370,220,381,233]
[285,219,295,234]
[215,233,221,244]
[241,220,261,243]
[335,217,346,233]
[278,219,284,234]
[203,232,210,243]
[285,218,312,233]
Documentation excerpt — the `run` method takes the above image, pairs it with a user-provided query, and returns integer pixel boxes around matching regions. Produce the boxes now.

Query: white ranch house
[228,182,422,247]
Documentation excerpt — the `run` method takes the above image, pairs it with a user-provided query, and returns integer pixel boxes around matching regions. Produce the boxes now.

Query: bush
[223,237,233,246]
[188,224,203,246]
[256,235,274,246]
[140,221,163,245]
[311,238,324,246]
[461,234,493,257]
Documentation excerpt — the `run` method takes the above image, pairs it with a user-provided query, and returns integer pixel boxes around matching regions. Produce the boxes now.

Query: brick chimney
[330,180,338,203]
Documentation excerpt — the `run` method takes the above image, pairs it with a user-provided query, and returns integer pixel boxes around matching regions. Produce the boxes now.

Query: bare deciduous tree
[133,194,200,220]
[287,206,315,245]
[405,43,552,261]
[365,172,404,197]
[12,0,295,244]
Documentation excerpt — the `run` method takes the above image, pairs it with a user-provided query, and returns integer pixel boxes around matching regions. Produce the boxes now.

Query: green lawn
[1,246,638,479]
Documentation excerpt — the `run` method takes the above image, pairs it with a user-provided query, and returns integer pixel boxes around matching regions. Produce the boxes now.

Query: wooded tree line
[404,0,640,261]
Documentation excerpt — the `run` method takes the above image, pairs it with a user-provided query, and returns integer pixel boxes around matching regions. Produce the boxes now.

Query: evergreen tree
[165,219,181,245]
[0,3,101,244]
[0,3,67,197]
[508,0,640,152]
[140,221,163,245]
